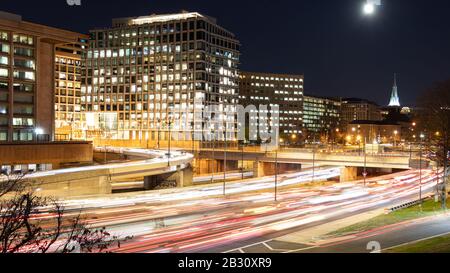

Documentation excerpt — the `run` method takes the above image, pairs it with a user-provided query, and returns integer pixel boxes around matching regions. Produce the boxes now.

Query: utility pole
[157,118,161,149]
[312,135,316,184]
[364,137,367,187]
[275,148,278,202]
[419,134,424,208]
[223,122,227,196]
[212,128,216,184]
[241,141,245,180]
[167,118,172,167]
[442,141,448,210]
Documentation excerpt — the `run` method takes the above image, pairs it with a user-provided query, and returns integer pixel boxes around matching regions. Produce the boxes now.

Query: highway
[112,171,255,191]
[46,167,441,253]
[291,213,450,253]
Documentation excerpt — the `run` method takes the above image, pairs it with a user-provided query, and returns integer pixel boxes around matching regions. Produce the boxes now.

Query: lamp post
[205,117,215,184]
[312,135,316,184]
[419,133,425,207]
[241,141,245,180]
[275,148,278,202]
[357,135,362,156]
[363,137,367,187]
[156,118,161,149]
[211,124,216,184]
[223,123,227,196]
[394,130,398,147]
[334,128,340,151]
[70,116,74,141]
[191,121,195,158]
[291,134,297,146]
[167,117,173,167]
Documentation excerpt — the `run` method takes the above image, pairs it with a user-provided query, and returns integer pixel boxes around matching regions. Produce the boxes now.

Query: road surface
[45,168,441,253]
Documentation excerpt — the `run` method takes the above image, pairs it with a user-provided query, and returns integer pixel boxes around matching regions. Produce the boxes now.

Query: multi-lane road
[49,167,441,253]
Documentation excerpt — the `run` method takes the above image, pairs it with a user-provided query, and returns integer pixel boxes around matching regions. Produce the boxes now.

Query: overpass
[195,148,419,181]
[16,148,193,197]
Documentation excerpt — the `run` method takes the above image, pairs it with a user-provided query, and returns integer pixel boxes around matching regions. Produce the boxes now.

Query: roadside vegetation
[386,233,450,253]
[328,198,449,237]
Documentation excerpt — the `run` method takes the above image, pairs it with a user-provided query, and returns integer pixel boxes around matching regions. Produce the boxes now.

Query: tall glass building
[82,11,240,146]
[303,95,341,141]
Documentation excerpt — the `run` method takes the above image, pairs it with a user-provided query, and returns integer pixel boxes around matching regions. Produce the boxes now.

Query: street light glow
[35,127,44,135]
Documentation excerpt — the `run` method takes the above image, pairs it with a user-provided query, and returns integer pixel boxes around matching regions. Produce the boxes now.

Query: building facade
[0,11,86,143]
[346,120,401,145]
[303,95,341,141]
[0,11,91,174]
[55,41,87,140]
[82,12,240,146]
[341,98,382,127]
[239,71,304,142]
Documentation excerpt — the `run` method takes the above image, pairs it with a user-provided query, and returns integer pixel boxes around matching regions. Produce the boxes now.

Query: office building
[55,41,87,140]
[239,71,304,142]
[0,11,86,142]
[341,98,382,127]
[0,11,92,173]
[82,11,240,146]
[347,120,401,145]
[303,95,341,141]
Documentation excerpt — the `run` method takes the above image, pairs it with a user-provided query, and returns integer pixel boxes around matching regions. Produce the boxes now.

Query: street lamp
[346,135,352,145]
[156,118,161,149]
[357,135,362,156]
[35,127,44,142]
[419,133,425,207]
[223,123,228,196]
[363,137,367,187]
[291,134,297,146]
[275,148,279,202]
[167,117,173,167]
[334,128,340,150]
[393,130,398,147]
[312,135,317,184]
[240,140,245,180]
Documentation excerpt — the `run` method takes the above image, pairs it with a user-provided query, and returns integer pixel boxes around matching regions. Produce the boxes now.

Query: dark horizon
[1,0,449,107]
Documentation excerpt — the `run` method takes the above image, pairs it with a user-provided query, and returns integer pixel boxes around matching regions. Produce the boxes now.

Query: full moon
[363,3,375,14]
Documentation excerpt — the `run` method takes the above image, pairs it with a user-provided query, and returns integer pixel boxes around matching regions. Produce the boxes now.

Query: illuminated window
[0,68,8,77]
[0,32,8,41]
[0,43,9,54]
[14,70,35,81]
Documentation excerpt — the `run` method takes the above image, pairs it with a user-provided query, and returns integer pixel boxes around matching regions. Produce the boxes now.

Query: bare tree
[0,174,131,253]
[417,79,450,208]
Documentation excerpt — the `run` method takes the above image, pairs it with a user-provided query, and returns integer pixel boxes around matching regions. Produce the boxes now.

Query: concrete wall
[340,167,358,182]
[0,142,93,167]
[253,161,303,177]
[25,169,112,197]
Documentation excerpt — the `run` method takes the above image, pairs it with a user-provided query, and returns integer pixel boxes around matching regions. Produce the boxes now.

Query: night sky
[2,0,450,106]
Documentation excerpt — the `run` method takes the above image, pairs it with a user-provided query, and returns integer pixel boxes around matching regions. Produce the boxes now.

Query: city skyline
[0,0,449,259]
[1,0,449,106]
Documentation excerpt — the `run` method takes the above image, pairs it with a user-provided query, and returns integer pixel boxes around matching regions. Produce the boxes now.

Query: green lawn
[386,234,450,253]
[328,198,449,237]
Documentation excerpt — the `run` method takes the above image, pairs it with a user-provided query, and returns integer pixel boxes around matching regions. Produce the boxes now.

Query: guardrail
[386,195,432,213]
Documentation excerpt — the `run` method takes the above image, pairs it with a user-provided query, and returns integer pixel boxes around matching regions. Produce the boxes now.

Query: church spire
[388,73,401,107]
